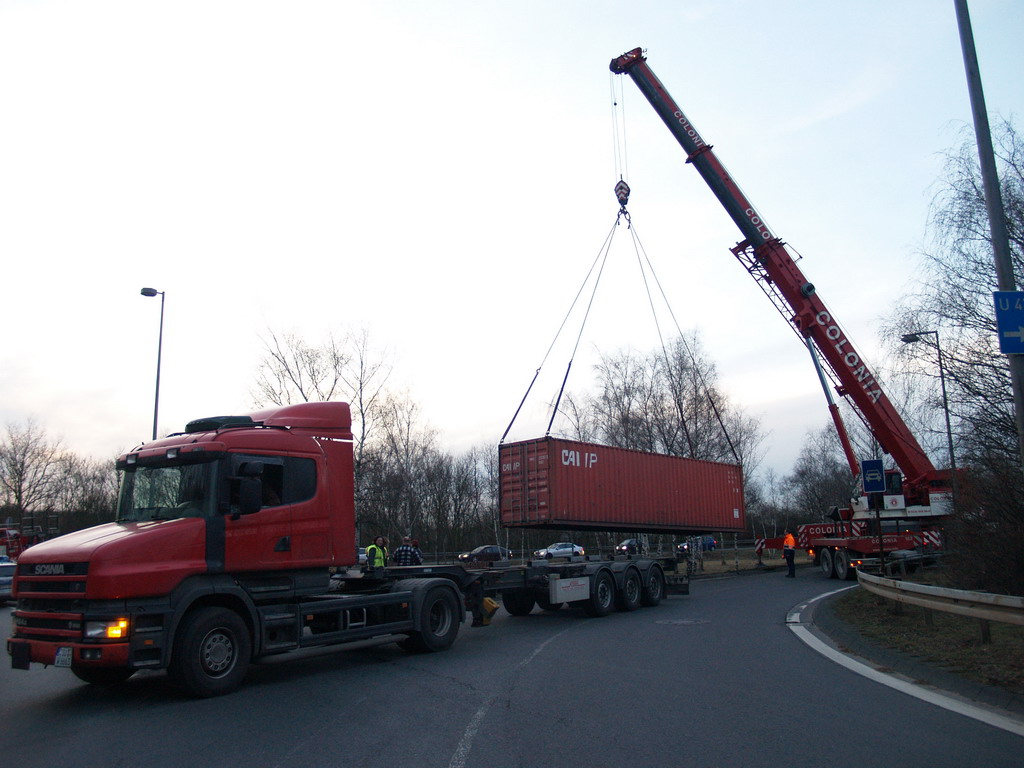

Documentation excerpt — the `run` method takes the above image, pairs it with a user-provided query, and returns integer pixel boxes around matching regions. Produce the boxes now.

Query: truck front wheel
[72,667,136,686]
[399,586,460,652]
[169,606,251,697]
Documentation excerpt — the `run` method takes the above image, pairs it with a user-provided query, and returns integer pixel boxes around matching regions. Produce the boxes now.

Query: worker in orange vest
[783,528,796,578]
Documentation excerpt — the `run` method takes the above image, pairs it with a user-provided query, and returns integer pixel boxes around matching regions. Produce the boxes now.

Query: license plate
[55,647,72,667]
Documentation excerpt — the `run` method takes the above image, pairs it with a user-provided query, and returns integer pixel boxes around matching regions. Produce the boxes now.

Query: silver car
[533,542,585,559]
[0,561,15,605]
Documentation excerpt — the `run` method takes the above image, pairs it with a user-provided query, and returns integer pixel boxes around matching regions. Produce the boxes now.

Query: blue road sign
[860,459,886,493]
[993,291,1024,354]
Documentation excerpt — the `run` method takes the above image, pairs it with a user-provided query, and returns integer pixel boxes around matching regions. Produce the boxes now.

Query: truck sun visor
[185,415,256,434]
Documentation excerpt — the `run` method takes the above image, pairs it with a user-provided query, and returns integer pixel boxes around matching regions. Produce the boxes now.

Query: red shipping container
[500,437,744,534]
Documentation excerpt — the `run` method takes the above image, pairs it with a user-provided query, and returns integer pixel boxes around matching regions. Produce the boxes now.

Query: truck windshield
[117,458,219,522]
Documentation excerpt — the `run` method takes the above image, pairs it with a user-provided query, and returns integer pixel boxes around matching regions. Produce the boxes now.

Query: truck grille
[13,562,90,641]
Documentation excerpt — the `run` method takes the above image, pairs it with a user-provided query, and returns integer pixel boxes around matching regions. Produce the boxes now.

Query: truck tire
[640,565,665,607]
[169,606,251,698]
[399,585,460,653]
[819,547,836,579]
[582,571,615,618]
[502,590,535,616]
[615,568,642,612]
[834,549,853,580]
[535,593,563,612]
[72,667,136,686]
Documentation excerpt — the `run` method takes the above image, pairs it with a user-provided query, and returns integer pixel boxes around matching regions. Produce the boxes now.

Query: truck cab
[8,403,356,688]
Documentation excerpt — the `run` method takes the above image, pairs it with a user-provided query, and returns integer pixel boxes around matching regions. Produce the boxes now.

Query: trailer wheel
[71,667,136,686]
[819,547,836,579]
[169,606,251,697]
[834,549,853,580]
[502,590,536,616]
[399,585,460,653]
[640,565,665,607]
[615,568,642,612]
[536,594,563,612]
[582,571,615,618]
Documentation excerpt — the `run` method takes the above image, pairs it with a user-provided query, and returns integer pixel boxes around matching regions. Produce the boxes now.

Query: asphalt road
[2,570,1022,768]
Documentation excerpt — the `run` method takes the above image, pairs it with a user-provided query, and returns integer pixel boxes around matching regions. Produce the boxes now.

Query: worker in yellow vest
[366,535,388,574]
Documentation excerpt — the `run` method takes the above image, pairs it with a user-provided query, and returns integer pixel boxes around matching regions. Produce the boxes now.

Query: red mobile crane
[610,48,952,577]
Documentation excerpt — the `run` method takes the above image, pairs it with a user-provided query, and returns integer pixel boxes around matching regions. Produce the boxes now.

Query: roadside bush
[942,460,1024,596]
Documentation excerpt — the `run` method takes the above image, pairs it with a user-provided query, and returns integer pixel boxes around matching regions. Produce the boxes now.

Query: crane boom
[610,48,944,506]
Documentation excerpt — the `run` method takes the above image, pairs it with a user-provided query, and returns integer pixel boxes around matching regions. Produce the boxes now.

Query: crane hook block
[614,180,631,208]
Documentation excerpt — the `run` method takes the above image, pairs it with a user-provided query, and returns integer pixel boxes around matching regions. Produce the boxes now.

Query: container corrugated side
[499,437,744,533]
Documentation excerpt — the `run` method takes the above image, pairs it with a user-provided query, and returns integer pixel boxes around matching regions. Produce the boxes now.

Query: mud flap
[10,640,31,670]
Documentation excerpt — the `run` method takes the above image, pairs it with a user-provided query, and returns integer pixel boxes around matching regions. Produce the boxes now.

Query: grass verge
[832,579,1024,695]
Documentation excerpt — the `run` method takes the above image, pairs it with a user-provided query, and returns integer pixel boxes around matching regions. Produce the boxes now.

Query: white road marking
[791,589,1024,738]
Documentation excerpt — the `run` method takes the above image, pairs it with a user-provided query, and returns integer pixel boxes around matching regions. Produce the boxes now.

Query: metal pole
[934,334,957,474]
[953,0,1024,475]
[153,292,164,441]
[141,287,165,440]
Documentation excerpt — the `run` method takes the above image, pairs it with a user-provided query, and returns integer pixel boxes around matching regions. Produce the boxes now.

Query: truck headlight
[84,618,129,640]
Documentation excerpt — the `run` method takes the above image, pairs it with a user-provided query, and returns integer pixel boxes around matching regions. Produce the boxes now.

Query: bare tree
[743,468,790,539]
[252,326,391,489]
[0,419,63,516]
[876,119,1024,593]
[356,393,434,542]
[252,329,350,406]
[882,119,1023,466]
[784,424,857,523]
[558,332,764,476]
[52,454,119,533]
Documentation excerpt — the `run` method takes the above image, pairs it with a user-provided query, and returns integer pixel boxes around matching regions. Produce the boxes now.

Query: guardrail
[857,570,1024,642]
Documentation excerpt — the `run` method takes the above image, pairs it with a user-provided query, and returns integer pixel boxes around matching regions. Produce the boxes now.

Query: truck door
[222,454,322,570]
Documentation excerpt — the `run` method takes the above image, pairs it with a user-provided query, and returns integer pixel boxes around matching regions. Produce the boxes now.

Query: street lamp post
[901,330,956,474]
[141,287,165,441]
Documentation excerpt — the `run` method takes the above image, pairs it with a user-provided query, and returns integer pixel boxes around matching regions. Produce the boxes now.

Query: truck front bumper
[7,637,131,670]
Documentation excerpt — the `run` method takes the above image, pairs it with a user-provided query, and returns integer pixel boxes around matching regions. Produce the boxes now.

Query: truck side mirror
[230,462,264,519]
[235,478,262,518]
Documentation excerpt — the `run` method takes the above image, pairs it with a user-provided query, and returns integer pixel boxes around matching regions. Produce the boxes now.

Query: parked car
[533,542,585,559]
[458,545,512,563]
[357,547,367,566]
[0,561,15,605]
[615,538,644,555]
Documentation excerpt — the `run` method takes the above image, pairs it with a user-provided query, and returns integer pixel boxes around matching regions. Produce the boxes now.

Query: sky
[1,0,1022,480]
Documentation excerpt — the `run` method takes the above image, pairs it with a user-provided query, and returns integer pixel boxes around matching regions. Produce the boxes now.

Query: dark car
[0,561,15,605]
[458,545,512,563]
[676,536,717,556]
[615,538,644,555]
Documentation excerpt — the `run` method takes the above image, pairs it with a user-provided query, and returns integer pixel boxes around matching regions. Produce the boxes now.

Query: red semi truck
[610,48,953,576]
[7,403,682,696]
